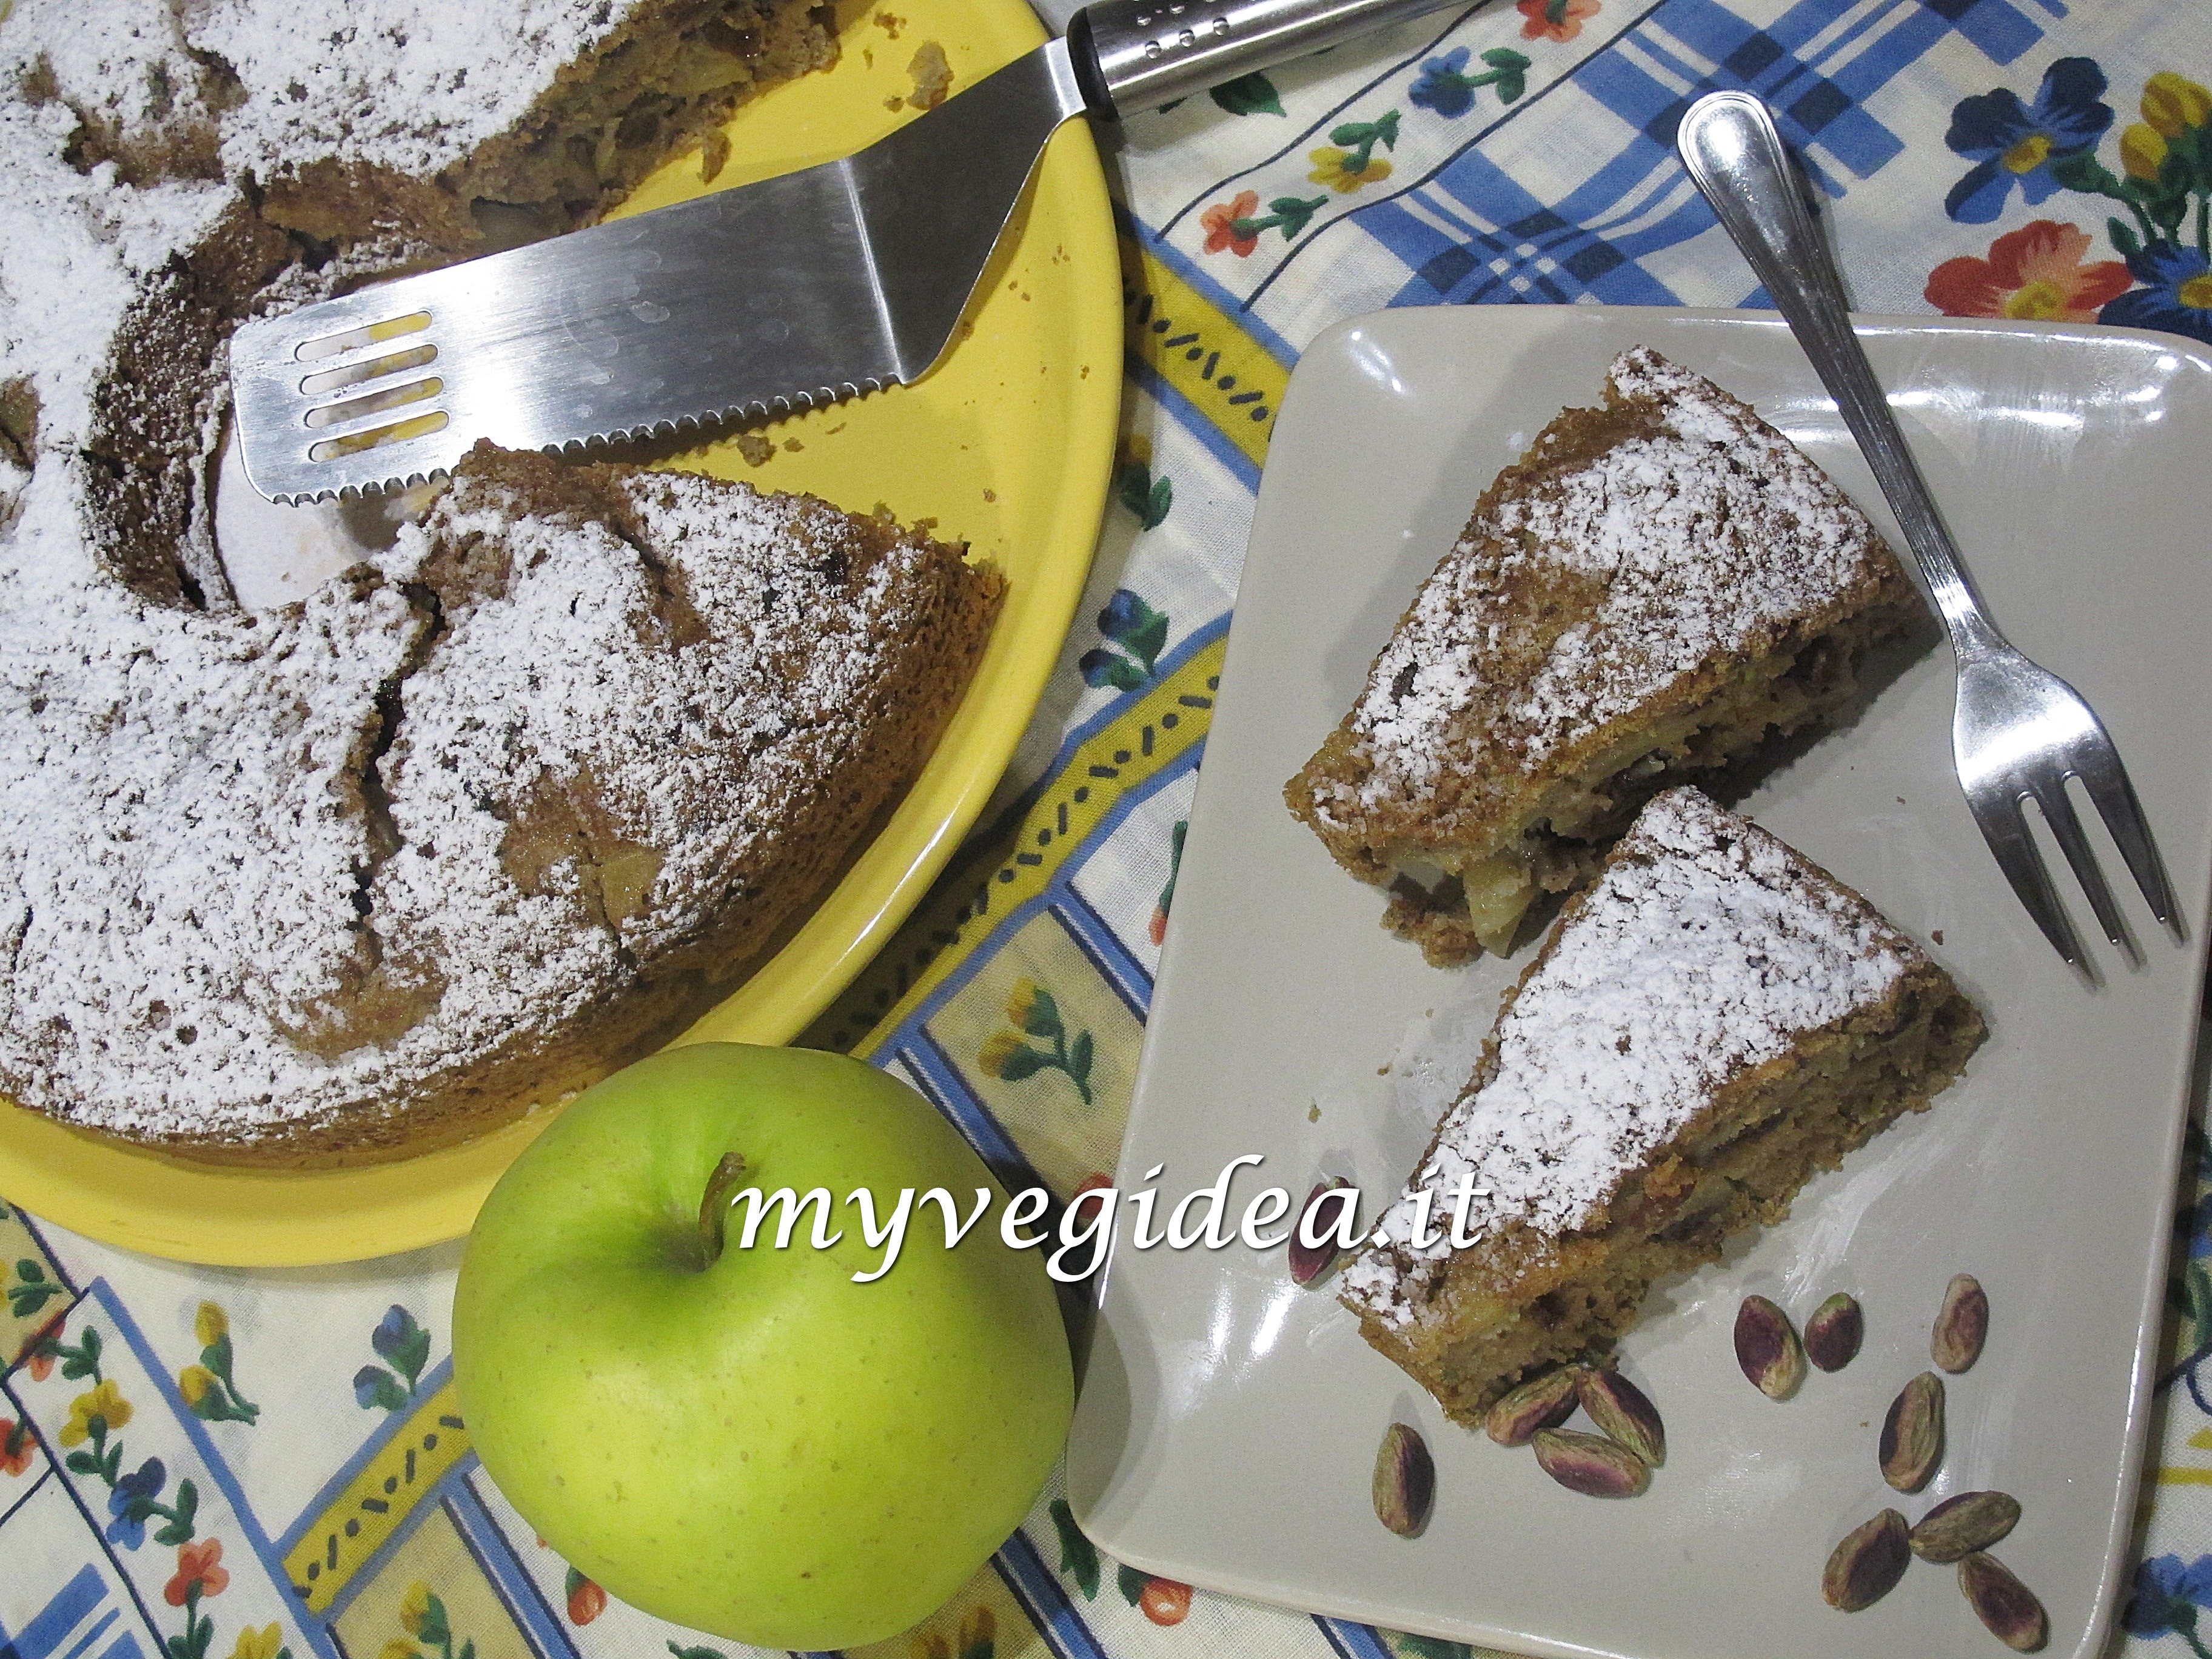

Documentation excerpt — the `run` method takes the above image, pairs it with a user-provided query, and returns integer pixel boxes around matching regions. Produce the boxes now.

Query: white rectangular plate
[1065,306,2212,1659]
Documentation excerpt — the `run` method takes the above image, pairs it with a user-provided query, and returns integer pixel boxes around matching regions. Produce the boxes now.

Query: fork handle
[1071,0,1473,118]
[1676,92,2001,660]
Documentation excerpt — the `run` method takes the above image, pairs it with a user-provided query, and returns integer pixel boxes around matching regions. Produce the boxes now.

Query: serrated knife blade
[232,0,1473,503]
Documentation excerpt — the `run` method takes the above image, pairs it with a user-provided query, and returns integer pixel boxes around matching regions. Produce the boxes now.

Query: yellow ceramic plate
[0,0,1118,1265]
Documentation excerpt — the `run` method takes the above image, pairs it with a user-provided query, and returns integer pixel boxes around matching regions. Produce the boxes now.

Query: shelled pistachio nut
[1934,1273,1989,1373]
[1531,1428,1651,1498]
[1484,1367,1581,1446]
[1734,1294,1807,1399]
[1911,1490,2021,1564]
[1822,1509,1911,1612]
[1959,1552,2048,1652]
[1288,1177,1353,1286]
[1805,1292,1865,1373]
[1577,1367,1665,1467]
[1880,1371,1946,1493]
[1372,1422,1434,1537]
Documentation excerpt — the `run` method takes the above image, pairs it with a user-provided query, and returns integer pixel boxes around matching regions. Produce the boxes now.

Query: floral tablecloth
[7,2,2212,1658]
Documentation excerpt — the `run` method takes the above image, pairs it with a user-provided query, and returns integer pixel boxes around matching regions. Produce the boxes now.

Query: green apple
[453,1043,1073,1649]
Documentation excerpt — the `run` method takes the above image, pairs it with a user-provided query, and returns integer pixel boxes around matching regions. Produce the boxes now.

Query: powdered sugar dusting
[1338,788,1918,1328]
[1318,347,1891,824]
[195,0,622,183]
[0,459,967,1140]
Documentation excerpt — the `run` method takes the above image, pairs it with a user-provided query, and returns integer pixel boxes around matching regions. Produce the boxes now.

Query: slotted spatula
[231,0,1476,503]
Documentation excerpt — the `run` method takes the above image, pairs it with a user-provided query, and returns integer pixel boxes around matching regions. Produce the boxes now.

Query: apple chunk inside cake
[1287,346,1926,964]
[1337,788,1984,1426]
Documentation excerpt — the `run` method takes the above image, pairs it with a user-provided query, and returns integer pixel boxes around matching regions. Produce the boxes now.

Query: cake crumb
[906,42,952,110]
[782,437,803,452]
[699,129,731,184]
[982,488,996,502]
[873,8,903,36]
[1309,1103,1321,1122]
[1932,929,1944,945]
[734,432,776,466]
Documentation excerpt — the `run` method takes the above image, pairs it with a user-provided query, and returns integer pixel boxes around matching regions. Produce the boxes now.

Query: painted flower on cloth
[1408,46,1530,118]
[106,1456,167,1548]
[1516,0,1599,42]
[564,1568,608,1625]
[166,1538,229,1606]
[0,1417,34,1477]
[1926,220,2133,321]
[60,1379,131,1447]
[229,1625,284,1659]
[2103,241,2212,345]
[400,1584,435,1641]
[2125,1552,2212,1640]
[1944,58,2115,223]
[976,979,1094,1104]
[1309,113,1400,195]
[1309,144,1391,193]
[1201,190,1261,256]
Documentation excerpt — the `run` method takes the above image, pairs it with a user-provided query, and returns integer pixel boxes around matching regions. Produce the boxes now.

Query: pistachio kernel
[1879,1371,1946,1493]
[1734,1294,1807,1399]
[1531,1428,1650,1498]
[1823,1509,1911,1612]
[1371,1422,1434,1538]
[1911,1490,2021,1564]
[1959,1552,2049,1652]
[1484,1366,1582,1446]
[1804,1292,1865,1372]
[1288,1177,1353,1286]
[1933,1273,1989,1373]
[1577,1367,1666,1468]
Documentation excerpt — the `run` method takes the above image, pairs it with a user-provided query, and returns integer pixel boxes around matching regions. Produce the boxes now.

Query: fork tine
[2028,776,2130,953]
[2070,739,2181,933]
[1966,788,2085,967]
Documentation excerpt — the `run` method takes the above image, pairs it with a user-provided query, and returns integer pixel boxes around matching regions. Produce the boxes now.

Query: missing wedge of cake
[1287,346,1926,964]
[1337,788,1983,1427]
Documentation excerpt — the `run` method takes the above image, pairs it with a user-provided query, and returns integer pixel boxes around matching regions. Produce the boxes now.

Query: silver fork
[1675,89,2179,971]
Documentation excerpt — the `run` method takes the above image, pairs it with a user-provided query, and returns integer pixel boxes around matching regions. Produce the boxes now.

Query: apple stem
[698,1151,749,1269]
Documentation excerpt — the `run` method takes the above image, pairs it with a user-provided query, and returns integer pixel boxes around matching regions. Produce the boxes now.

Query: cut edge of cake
[1286,346,1929,965]
[1336,786,1985,1427]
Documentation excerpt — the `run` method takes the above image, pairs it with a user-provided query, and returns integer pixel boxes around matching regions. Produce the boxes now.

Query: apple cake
[1287,347,1926,962]
[1336,788,1984,1426]
[0,0,1008,1164]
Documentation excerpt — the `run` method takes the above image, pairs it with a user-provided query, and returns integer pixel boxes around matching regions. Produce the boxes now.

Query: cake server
[1678,90,2181,972]
[230,0,1478,504]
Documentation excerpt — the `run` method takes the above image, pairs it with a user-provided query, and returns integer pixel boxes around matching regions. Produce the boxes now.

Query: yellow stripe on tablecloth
[1119,232,1289,473]
[286,1377,469,1612]
[811,634,1223,1056]
[2157,1465,2212,1486]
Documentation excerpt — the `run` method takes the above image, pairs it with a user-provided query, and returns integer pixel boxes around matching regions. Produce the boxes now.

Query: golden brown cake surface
[0,0,1010,1164]
[1337,788,1984,1425]
[1287,347,1926,962]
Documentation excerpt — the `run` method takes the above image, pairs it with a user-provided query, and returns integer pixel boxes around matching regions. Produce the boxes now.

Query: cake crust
[1287,347,1927,962]
[1338,788,1985,1424]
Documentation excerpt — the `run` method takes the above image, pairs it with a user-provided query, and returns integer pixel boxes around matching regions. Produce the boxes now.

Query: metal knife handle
[1071,0,1473,118]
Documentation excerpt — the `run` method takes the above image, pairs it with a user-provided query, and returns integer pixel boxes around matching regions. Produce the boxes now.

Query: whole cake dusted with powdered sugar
[0,0,1008,1162]
[1287,347,1926,964]
[1338,787,1983,1425]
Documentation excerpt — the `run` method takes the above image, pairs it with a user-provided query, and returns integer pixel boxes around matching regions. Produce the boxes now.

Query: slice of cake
[1337,788,1983,1426]
[1287,347,1926,962]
